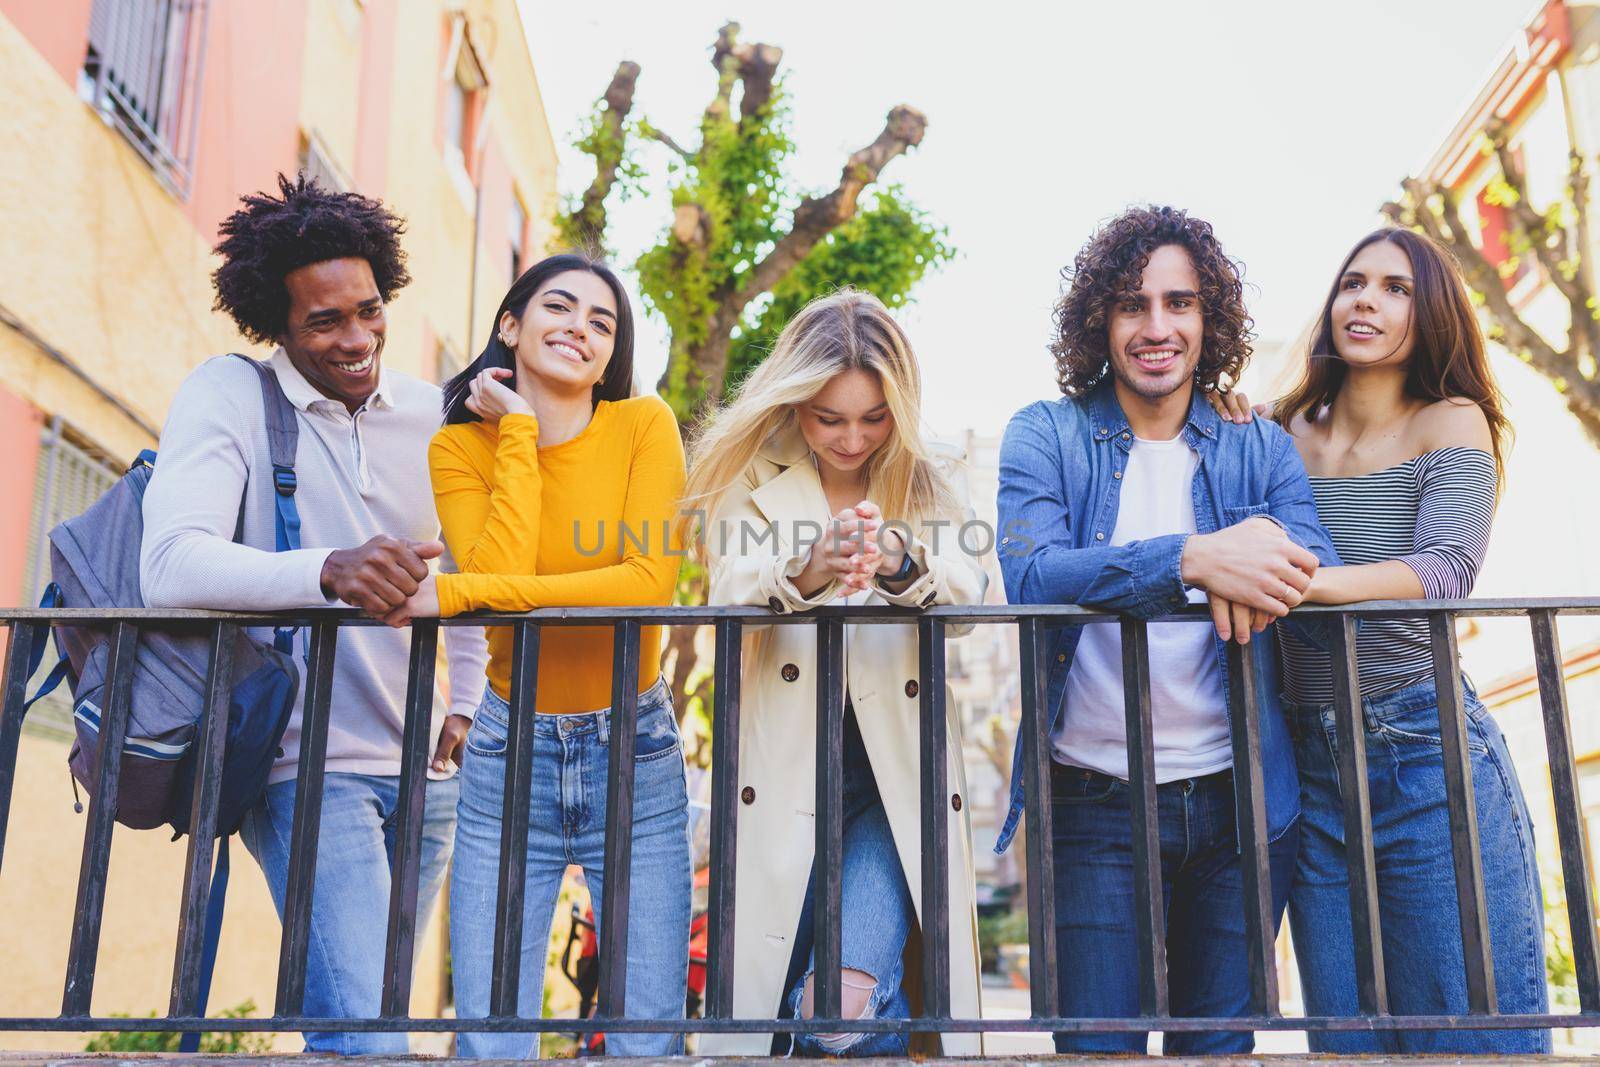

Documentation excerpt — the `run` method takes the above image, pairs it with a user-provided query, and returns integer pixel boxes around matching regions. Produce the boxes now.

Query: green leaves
[725,186,954,392]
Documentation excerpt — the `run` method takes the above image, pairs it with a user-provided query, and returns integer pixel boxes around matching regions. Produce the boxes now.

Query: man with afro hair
[140,174,487,1054]
[994,206,1340,1053]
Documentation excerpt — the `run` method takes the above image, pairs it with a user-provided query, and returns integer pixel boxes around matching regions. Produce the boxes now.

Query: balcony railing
[1,598,1599,1044]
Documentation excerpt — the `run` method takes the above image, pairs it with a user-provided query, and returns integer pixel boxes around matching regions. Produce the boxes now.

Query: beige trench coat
[695,425,987,1056]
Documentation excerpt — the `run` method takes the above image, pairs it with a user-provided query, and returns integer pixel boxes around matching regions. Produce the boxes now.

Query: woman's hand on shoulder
[464,367,533,423]
[1204,384,1274,425]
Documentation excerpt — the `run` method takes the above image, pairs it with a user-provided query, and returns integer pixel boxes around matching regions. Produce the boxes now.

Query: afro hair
[211,173,411,344]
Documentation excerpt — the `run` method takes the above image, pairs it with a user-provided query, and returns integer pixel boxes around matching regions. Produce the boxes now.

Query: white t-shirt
[1052,434,1231,781]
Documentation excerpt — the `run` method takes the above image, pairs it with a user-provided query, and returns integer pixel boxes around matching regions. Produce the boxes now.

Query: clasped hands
[809,501,911,594]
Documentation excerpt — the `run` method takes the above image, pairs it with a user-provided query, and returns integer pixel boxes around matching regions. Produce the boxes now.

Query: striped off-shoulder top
[1280,446,1497,704]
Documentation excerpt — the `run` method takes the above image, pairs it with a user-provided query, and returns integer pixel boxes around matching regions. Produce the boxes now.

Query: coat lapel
[747,423,830,539]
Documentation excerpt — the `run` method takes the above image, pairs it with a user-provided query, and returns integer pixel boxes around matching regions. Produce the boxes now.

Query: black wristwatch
[882,548,917,584]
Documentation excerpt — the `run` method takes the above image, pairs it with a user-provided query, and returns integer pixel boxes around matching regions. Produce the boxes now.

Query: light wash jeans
[1288,676,1550,1053]
[780,707,914,1058]
[450,679,691,1058]
[1047,760,1297,1054]
[238,770,458,1054]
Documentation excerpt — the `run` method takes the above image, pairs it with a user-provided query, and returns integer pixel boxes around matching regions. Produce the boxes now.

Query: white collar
[269,346,395,413]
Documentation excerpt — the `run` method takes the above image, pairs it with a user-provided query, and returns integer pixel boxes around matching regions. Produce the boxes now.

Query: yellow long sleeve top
[430,396,686,712]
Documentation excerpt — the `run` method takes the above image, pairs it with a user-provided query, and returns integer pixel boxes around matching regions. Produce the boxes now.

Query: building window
[509,194,528,280]
[441,15,490,197]
[20,419,120,730]
[80,0,211,200]
[298,132,351,193]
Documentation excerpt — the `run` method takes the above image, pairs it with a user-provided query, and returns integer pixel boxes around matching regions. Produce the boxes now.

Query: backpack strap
[178,835,231,1054]
[230,355,302,655]
[22,584,72,713]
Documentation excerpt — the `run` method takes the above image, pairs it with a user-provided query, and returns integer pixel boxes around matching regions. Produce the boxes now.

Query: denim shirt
[993,381,1340,853]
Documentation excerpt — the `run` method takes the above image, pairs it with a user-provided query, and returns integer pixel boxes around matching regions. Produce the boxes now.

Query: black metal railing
[2,597,1599,1043]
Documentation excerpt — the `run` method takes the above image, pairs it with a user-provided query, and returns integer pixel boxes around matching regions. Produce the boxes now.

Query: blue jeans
[1049,760,1297,1054]
[450,680,691,1058]
[238,770,458,1054]
[779,707,914,1058]
[1288,677,1550,1053]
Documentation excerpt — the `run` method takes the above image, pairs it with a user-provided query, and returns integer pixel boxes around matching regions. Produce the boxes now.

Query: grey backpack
[26,355,303,836]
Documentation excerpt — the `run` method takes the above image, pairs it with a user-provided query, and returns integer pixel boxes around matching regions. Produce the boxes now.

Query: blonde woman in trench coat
[685,290,987,1057]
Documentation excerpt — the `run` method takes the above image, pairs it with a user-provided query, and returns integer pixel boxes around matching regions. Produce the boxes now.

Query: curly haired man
[994,205,1341,1053]
[140,175,487,1054]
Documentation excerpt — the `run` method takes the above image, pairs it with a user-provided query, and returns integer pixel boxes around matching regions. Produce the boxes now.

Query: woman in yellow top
[391,252,688,1058]
[686,290,988,1057]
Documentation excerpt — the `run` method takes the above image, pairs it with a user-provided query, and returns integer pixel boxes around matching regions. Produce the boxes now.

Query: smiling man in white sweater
[140,175,487,1054]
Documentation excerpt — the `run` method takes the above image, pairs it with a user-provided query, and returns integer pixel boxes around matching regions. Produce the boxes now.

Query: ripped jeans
[779,707,914,1057]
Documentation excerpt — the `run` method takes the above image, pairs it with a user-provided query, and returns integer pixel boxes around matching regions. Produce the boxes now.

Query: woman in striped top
[1214,228,1546,1052]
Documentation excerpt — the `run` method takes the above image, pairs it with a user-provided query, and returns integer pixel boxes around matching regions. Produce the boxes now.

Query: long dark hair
[442,252,635,424]
[1275,228,1509,477]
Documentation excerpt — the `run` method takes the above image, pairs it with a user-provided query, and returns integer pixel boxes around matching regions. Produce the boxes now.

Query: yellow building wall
[0,14,241,462]
[0,0,558,1049]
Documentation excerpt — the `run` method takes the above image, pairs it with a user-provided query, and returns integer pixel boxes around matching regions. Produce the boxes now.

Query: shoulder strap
[178,836,230,1054]
[230,355,303,654]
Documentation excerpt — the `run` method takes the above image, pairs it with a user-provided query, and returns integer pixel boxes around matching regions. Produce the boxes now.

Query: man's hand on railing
[320,536,444,617]
[380,573,440,628]
[1182,517,1317,643]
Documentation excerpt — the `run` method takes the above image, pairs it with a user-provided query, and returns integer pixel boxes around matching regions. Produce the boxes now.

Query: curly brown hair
[1051,205,1253,396]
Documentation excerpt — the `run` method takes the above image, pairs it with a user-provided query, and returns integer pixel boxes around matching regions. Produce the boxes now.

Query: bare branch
[647,126,693,161]
[704,23,741,127]
[735,105,928,308]
[567,61,641,248]
[670,105,928,409]
[735,42,784,125]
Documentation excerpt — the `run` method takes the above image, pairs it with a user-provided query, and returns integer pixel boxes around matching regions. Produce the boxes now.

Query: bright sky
[521,1,1530,441]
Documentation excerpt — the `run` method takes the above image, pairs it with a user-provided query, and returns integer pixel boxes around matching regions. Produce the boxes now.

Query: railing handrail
[3,594,1599,626]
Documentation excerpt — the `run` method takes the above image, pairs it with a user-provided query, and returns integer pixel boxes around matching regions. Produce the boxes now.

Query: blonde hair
[683,289,957,548]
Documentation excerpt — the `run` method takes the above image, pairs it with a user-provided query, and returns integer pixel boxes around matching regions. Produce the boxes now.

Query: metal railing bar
[272,621,338,1016]
[596,620,642,1018]
[61,620,139,1015]
[489,621,539,1017]
[1223,640,1279,1017]
[379,621,438,1018]
[917,617,952,1020]
[0,622,40,875]
[1119,618,1168,1017]
[1018,617,1058,1018]
[1530,608,1600,1012]
[1428,612,1496,1014]
[704,619,742,1019]
[5,595,1598,627]
[812,616,846,1020]
[168,621,236,1017]
[1327,613,1387,1016]
[0,1012,1588,1034]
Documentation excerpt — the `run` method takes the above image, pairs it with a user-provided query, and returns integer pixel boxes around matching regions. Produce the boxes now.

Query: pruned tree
[553,23,954,732]
[1384,116,1600,448]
